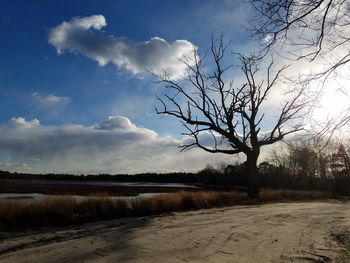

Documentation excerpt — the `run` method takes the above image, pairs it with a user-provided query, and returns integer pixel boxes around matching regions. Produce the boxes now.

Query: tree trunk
[246,150,260,199]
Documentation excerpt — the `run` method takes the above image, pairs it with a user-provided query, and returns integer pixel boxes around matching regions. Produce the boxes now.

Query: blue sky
[0,1,264,174]
[0,0,250,126]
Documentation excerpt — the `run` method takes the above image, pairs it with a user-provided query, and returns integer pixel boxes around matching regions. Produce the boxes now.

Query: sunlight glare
[313,84,350,122]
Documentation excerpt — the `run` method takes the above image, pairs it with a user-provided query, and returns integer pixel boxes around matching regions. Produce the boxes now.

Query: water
[0,180,196,203]
[34,180,197,188]
[0,192,163,203]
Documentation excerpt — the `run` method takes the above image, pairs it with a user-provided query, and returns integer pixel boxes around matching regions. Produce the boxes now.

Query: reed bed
[0,189,334,231]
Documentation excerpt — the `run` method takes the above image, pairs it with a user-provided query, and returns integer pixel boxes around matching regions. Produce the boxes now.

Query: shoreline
[0,200,349,262]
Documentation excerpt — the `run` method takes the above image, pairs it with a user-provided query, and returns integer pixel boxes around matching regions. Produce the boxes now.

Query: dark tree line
[270,140,350,178]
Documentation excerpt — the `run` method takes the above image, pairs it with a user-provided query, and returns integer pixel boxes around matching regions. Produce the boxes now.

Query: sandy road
[0,201,350,262]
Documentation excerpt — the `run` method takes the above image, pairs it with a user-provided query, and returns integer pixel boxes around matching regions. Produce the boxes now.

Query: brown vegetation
[0,189,334,232]
[259,189,335,202]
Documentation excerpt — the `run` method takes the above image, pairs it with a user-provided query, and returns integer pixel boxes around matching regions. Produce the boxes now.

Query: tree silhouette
[249,0,349,63]
[288,143,319,177]
[155,37,309,198]
[249,0,350,134]
[331,144,350,176]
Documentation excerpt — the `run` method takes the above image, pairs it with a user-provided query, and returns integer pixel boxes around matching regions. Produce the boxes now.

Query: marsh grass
[0,189,334,231]
[259,189,335,201]
[129,191,248,216]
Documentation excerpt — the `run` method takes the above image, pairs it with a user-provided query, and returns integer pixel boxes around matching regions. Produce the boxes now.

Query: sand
[0,200,349,262]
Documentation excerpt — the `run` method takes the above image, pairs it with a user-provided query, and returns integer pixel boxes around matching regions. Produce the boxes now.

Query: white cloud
[0,116,231,174]
[10,117,40,128]
[31,92,71,108]
[49,15,197,80]
[97,116,136,130]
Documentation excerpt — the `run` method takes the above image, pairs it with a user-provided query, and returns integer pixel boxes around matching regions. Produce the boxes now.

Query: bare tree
[287,142,319,177]
[155,38,309,198]
[249,0,350,64]
[332,143,350,176]
[249,0,350,132]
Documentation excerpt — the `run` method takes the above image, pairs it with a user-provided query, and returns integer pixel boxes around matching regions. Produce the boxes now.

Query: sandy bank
[0,201,349,262]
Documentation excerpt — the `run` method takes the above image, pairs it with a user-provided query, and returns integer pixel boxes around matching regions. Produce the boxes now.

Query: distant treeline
[197,164,350,196]
[1,161,350,196]
[0,170,197,183]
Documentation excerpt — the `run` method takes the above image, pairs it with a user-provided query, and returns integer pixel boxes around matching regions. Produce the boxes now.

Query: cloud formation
[10,117,40,128]
[49,15,196,79]
[32,92,71,108]
[0,116,231,174]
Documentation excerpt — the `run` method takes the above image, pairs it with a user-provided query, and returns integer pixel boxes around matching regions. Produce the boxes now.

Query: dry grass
[0,189,335,231]
[130,191,248,216]
[0,191,246,231]
[260,189,335,201]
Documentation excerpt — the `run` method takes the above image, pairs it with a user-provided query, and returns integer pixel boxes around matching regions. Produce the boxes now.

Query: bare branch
[154,37,308,164]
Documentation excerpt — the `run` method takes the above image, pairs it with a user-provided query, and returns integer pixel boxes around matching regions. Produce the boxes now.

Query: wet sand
[0,201,349,262]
